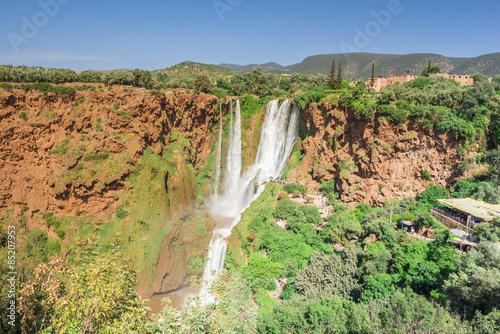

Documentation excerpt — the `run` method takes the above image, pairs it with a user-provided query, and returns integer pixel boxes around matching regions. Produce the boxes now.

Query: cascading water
[223,99,242,201]
[200,99,299,302]
[214,102,223,197]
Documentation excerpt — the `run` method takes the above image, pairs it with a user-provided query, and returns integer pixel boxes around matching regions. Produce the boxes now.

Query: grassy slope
[60,130,215,287]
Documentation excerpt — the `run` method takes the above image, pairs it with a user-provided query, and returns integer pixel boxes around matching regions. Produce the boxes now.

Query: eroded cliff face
[289,102,480,206]
[0,90,481,297]
[0,87,218,296]
[0,88,215,222]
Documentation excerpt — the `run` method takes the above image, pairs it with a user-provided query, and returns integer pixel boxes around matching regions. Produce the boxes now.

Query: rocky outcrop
[0,87,219,297]
[0,88,217,223]
[0,89,482,297]
[288,102,479,206]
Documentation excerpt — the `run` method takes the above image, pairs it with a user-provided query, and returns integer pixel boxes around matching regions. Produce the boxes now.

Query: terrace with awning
[431,198,500,233]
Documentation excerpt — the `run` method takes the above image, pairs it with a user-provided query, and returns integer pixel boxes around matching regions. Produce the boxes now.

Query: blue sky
[1,0,499,71]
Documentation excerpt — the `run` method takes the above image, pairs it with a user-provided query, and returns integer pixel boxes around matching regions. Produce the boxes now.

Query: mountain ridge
[217,52,500,77]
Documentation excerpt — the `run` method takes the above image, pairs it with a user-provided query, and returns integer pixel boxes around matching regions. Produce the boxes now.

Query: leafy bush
[451,179,480,198]
[25,228,61,261]
[30,82,76,99]
[32,82,53,94]
[297,205,322,225]
[293,250,361,300]
[377,104,408,124]
[242,252,284,281]
[422,169,432,181]
[18,111,29,121]
[55,229,65,240]
[240,95,267,119]
[51,85,76,99]
[82,148,110,161]
[273,199,298,220]
[50,138,71,155]
[293,86,327,110]
[148,89,162,97]
[413,184,450,212]
[360,273,397,302]
[283,183,305,194]
[212,87,229,99]
[350,96,376,119]
[472,182,500,204]
[0,82,13,91]
[474,218,500,242]
[195,74,212,93]
[116,205,129,219]
[277,192,289,200]
[320,179,337,201]
[487,148,500,185]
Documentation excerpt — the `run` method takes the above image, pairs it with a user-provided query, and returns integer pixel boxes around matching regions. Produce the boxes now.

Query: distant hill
[453,53,500,77]
[163,61,235,80]
[219,62,284,73]
[218,52,500,78]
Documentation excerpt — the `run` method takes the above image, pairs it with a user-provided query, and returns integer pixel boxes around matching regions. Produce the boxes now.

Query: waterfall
[201,99,299,302]
[214,102,223,197]
[223,99,242,200]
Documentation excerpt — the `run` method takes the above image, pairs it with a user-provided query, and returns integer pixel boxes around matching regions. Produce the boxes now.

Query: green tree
[412,184,450,212]
[17,258,66,333]
[371,63,375,88]
[472,182,500,204]
[487,148,500,185]
[452,179,480,198]
[48,258,149,333]
[359,273,396,302]
[335,60,343,89]
[242,252,284,281]
[327,59,336,89]
[273,198,298,220]
[364,217,398,248]
[293,249,361,300]
[195,74,213,93]
[257,296,371,334]
[421,59,442,77]
[392,241,442,295]
[444,242,500,319]
[358,241,392,278]
[370,288,473,333]
[475,217,500,242]
[180,271,257,333]
[320,179,337,202]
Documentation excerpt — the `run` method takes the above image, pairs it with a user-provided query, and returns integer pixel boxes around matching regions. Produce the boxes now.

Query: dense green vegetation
[378,74,500,144]
[1,61,500,333]
[221,178,500,333]
[0,65,162,89]
[2,64,499,149]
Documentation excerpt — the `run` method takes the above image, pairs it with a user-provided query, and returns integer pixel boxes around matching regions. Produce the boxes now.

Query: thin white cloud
[0,51,109,65]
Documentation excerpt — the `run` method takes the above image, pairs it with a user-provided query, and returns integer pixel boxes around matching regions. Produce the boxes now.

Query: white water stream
[214,102,223,197]
[200,99,299,302]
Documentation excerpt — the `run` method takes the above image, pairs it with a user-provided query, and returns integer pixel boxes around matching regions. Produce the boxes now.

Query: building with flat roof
[368,73,474,91]
[431,198,500,233]
[428,73,474,86]
[367,74,419,91]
